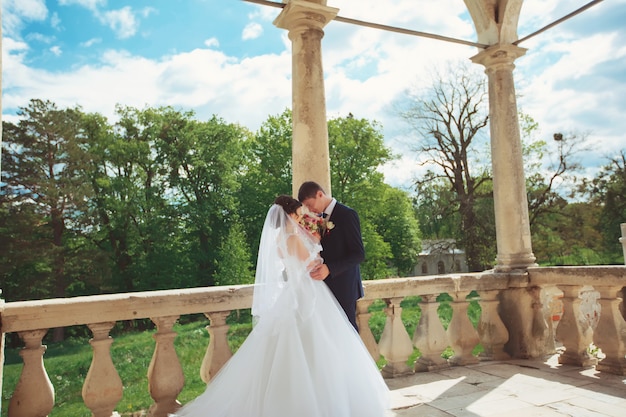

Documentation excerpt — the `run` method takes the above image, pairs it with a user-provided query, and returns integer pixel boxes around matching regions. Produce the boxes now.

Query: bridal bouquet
[299,211,334,240]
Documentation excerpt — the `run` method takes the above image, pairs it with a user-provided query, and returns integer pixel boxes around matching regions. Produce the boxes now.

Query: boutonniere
[324,219,335,235]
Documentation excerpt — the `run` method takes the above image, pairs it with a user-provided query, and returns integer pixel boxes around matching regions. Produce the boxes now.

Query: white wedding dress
[172,204,390,417]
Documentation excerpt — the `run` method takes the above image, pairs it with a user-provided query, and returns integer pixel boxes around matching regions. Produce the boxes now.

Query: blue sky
[3,0,626,189]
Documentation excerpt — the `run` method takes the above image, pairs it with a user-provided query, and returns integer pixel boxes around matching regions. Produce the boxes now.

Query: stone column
[274,0,337,197]
[471,45,537,271]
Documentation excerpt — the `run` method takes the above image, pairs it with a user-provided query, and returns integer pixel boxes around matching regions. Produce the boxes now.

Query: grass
[2,295,481,416]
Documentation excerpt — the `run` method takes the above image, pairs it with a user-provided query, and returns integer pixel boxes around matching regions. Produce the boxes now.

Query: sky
[2,0,625,190]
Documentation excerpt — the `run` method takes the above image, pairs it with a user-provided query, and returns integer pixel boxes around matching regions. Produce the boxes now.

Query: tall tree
[1,100,92,302]
[327,114,417,279]
[585,150,626,262]
[239,109,293,258]
[376,186,421,276]
[517,114,599,265]
[399,62,491,271]
[1,99,101,340]
[83,105,177,292]
[157,109,249,287]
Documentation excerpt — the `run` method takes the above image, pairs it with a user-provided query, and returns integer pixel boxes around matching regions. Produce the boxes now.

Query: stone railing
[1,266,625,417]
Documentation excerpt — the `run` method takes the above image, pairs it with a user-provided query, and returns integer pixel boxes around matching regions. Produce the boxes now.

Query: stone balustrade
[1,266,625,416]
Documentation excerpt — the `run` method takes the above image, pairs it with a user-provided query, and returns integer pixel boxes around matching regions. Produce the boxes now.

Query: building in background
[414,239,468,276]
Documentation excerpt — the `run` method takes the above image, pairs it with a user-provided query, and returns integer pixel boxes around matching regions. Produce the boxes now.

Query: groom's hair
[298,181,325,202]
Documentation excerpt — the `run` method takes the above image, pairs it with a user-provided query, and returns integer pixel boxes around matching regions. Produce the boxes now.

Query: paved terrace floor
[384,354,626,417]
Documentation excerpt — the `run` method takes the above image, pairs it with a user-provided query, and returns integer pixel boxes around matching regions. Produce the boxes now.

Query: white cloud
[242,22,263,40]
[1,40,291,130]
[516,27,626,170]
[25,32,54,43]
[58,0,106,12]
[101,7,138,39]
[204,38,220,48]
[3,0,48,20]
[2,0,48,38]
[50,12,61,30]
[50,45,62,56]
[80,37,102,48]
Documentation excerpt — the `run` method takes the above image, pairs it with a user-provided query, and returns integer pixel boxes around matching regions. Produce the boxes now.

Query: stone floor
[385,355,626,417]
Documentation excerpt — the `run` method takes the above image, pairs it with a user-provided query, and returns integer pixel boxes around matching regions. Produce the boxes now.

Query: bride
[172,195,390,417]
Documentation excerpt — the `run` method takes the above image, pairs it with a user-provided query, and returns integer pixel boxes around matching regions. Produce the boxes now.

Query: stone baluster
[447,292,480,366]
[147,316,185,417]
[555,285,596,367]
[413,294,449,372]
[8,329,54,417]
[82,322,123,417]
[542,286,561,354]
[529,286,549,358]
[477,290,510,360]
[356,299,379,361]
[593,285,626,375]
[378,297,413,377]
[200,311,232,382]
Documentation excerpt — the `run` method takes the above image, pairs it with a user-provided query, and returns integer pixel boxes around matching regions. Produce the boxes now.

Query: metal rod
[333,14,487,48]
[242,0,604,50]
[241,0,488,48]
[514,0,604,45]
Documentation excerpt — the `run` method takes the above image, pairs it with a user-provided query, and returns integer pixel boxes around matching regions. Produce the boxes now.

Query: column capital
[274,0,338,33]
[471,44,527,71]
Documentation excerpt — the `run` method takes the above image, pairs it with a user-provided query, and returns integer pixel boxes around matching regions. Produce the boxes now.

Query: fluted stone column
[471,45,537,271]
[274,0,337,197]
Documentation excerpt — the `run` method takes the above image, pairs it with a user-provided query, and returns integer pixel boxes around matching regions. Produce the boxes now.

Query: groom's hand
[310,263,329,281]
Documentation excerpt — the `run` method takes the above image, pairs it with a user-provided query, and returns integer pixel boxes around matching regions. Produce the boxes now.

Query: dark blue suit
[320,202,365,331]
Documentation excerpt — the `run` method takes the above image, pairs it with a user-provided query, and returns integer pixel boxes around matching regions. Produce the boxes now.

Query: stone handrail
[1,266,625,416]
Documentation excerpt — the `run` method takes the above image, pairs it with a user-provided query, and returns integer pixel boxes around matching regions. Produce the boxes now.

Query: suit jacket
[320,202,365,329]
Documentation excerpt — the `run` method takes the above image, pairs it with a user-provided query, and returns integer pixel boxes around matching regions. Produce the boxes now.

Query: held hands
[309,263,330,281]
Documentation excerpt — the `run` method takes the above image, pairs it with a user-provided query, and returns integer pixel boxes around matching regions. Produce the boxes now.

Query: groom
[298,181,365,331]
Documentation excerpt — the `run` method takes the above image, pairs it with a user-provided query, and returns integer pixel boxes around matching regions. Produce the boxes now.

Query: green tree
[413,178,459,239]
[399,62,492,271]
[327,114,418,278]
[585,150,626,262]
[239,109,293,258]
[81,105,179,293]
[517,113,601,265]
[157,109,249,287]
[215,222,254,286]
[376,186,421,276]
[1,100,94,303]
[327,113,392,200]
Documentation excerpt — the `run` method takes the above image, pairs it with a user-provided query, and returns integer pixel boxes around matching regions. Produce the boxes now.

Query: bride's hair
[274,195,302,215]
